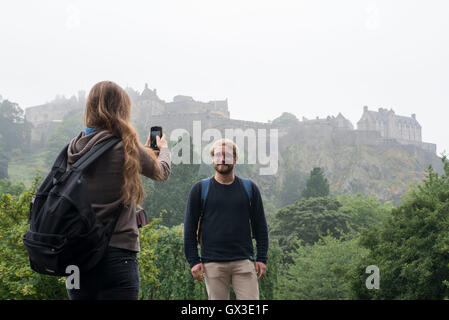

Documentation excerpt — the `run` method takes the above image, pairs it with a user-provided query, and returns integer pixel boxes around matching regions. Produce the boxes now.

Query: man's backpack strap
[200,177,212,210]
[197,177,212,244]
[239,177,256,239]
[240,177,253,205]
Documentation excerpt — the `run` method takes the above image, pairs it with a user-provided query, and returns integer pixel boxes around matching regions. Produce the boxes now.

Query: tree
[337,193,393,232]
[143,162,206,227]
[0,178,26,196]
[270,197,350,263]
[272,112,300,126]
[0,99,32,177]
[0,176,67,299]
[0,143,7,180]
[278,234,368,299]
[302,167,329,199]
[138,224,207,300]
[279,168,307,207]
[350,158,449,299]
[0,99,31,151]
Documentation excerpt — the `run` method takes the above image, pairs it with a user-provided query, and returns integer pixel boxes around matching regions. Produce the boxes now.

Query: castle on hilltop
[24,84,437,155]
[358,106,421,142]
[356,106,435,153]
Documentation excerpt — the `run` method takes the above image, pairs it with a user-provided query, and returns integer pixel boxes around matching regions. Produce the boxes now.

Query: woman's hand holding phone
[145,132,167,156]
[156,134,168,150]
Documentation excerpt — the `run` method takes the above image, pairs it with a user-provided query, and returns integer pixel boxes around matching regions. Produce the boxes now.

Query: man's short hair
[210,138,238,159]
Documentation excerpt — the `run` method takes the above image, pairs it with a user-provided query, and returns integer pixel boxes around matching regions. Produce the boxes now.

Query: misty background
[3,1,449,301]
[0,0,448,154]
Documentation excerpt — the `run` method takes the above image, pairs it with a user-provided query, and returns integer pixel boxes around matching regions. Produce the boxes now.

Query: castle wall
[24,95,437,157]
[26,103,80,125]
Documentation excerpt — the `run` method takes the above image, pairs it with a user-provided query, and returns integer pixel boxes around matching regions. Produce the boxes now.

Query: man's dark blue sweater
[184,176,269,269]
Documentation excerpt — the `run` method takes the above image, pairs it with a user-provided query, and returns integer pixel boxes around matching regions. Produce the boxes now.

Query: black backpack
[22,137,123,276]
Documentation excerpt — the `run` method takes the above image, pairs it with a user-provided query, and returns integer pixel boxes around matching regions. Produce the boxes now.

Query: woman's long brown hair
[84,81,144,207]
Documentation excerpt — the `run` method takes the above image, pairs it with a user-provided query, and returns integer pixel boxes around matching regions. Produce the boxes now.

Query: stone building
[301,113,354,130]
[357,106,435,153]
[129,83,229,126]
[357,106,421,142]
[165,95,229,118]
[25,92,85,146]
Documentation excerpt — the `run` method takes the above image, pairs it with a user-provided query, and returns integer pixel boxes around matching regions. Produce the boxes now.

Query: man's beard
[214,163,234,174]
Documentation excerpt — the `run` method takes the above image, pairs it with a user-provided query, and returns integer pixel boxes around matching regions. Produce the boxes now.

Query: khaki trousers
[203,259,259,300]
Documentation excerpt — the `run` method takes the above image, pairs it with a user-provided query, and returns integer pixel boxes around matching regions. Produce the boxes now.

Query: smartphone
[150,126,162,150]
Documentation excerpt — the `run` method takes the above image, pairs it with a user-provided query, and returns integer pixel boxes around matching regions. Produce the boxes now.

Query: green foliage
[350,158,449,299]
[139,224,207,299]
[0,99,31,153]
[0,176,67,299]
[270,197,350,263]
[302,167,330,199]
[258,240,282,299]
[278,234,368,299]
[278,168,307,207]
[337,193,393,232]
[0,178,26,196]
[0,99,32,178]
[143,163,206,227]
[0,146,7,180]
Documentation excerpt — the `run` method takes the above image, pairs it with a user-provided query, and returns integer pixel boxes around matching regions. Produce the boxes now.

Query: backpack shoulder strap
[240,177,253,205]
[55,137,121,185]
[71,137,121,172]
[239,177,256,239]
[53,143,70,170]
[197,177,212,244]
[200,177,212,212]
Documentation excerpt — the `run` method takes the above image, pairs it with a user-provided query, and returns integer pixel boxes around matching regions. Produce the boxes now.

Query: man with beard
[184,139,269,300]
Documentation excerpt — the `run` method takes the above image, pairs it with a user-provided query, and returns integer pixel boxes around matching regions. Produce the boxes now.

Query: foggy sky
[1,0,448,155]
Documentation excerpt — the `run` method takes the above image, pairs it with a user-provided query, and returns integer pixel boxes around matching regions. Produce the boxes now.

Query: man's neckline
[213,175,236,186]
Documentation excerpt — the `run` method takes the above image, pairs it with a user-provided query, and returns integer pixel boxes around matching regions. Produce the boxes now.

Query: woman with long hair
[65,80,171,300]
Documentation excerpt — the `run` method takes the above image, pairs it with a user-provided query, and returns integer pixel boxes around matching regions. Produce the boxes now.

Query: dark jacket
[66,129,171,252]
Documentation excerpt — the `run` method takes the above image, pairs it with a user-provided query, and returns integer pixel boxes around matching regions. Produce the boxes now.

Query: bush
[277,234,368,300]
[0,176,67,299]
[350,159,449,299]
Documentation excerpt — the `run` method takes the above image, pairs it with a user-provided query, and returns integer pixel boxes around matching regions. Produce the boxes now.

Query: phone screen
[150,127,162,149]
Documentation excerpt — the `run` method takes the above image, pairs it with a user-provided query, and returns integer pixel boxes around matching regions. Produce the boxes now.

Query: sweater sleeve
[138,145,171,181]
[250,182,269,264]
[184,182,202,269]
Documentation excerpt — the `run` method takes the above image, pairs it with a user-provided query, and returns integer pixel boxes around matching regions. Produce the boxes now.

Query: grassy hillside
[7,150,50,187]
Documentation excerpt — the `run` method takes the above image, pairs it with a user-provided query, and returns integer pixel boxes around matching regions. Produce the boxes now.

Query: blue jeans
[67,246,140,300]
